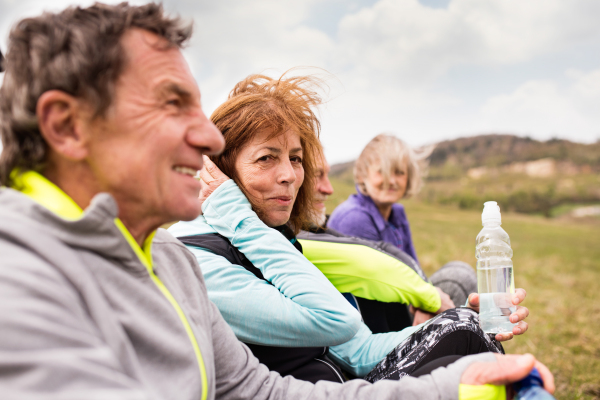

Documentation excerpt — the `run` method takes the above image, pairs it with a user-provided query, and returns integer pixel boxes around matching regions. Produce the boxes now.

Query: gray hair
[0,2,192,186]
[354,134,427,198]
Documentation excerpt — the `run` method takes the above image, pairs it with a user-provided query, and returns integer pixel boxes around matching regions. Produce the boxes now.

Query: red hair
[210,72,325,233]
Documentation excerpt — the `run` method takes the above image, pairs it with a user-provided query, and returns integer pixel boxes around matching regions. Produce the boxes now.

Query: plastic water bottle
[513,368,555,399]
[476,201,516,333]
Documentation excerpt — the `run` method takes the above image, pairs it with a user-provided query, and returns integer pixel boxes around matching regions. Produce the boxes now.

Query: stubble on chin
[308,206,327,227]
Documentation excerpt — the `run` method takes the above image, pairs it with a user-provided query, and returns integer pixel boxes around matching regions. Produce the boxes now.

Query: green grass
[327,178,600,400]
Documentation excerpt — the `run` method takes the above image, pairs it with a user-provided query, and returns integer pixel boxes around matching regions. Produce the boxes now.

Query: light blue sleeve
[328,323,423,377]
[196,180,362,346]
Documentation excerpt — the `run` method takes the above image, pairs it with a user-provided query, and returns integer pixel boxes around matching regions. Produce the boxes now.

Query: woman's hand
[411,287,455,326]
[460,353,555,397]
[435,286,456,314]
[411,307,436,326]
[467,288,529,342]
[198,155,230,212]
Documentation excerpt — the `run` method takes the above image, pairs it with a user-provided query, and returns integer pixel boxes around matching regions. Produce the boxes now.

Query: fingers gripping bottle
[476,201,517,333]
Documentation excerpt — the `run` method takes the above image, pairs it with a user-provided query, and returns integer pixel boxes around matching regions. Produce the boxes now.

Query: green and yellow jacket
[297,227,441,314]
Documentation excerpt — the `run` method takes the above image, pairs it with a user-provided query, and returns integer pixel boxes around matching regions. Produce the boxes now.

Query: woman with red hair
[169,72,527,385]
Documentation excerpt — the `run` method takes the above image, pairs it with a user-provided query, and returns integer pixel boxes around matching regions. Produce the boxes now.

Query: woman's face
[234,129,304,227]
[364,159,408,207]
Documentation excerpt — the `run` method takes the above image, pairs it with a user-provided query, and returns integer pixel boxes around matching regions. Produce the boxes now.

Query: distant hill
[330,134,600,181]
[329,160,354,181]
[328,134,600,217]
[429,134,600,169]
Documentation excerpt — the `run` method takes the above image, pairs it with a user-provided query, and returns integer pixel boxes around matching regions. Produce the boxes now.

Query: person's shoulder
[153,228,197,253]
[167,215,215,237]
[0,220,85,301]
[330,201,375,224]
[328,205,378,238]
[152,228,203,268]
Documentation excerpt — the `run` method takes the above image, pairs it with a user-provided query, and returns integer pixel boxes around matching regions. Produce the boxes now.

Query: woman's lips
[271,196,293,206]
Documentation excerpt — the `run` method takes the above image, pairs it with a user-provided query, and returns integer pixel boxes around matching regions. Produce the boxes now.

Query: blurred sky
[1,0,600,163]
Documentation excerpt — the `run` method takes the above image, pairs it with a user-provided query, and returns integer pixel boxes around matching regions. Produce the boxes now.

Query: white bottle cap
[482,201,502,225]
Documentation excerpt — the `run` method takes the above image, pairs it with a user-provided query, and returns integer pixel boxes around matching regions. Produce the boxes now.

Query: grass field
[327,178,600,400]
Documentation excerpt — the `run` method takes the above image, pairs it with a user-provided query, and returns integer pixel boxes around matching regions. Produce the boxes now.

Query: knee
[432,308,487,336]
[430,262,477,306]
[434,308,504,354]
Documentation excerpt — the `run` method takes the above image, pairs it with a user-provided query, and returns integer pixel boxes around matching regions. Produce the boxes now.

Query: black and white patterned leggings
[365,307,504,382]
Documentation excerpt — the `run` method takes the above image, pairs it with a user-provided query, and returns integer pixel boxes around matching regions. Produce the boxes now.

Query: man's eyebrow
[157,82,194,100]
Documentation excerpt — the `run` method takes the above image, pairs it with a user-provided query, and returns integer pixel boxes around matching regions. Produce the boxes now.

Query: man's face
[313,159,334,225]
[83,29,224,224]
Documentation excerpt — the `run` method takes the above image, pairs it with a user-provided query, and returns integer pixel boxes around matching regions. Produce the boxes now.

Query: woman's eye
[291,156,302,163]
[258,155,271,162]
[166,99,180,107]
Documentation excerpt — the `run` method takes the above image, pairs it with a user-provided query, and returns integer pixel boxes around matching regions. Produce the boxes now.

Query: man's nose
[187,111,225,156]
[319,176,334,195]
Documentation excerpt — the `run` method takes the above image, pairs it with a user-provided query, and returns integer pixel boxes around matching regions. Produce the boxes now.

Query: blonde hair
[354,134,426,198]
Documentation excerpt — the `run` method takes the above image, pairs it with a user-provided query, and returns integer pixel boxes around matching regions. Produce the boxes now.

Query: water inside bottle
[478,265,516,333]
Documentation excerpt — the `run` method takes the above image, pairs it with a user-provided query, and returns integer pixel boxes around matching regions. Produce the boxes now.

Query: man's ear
[36,90,90,161]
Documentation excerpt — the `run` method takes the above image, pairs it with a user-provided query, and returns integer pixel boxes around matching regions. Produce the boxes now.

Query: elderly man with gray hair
[0,2,553,400]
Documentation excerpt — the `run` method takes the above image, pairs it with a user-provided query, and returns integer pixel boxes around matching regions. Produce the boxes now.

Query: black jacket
[177,227,345,384]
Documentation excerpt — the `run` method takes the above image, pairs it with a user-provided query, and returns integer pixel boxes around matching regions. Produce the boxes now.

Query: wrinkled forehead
[250,127,302,150]
[119,28,199,98]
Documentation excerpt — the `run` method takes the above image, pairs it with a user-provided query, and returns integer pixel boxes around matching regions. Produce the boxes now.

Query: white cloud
[479,68,600,141]
[171,0,336,111]
[1,0,600,161]
[334,0,600,86]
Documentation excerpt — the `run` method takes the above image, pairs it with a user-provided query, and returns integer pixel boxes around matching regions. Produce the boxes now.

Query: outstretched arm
[298,233,443,313]
[210,307,555,400]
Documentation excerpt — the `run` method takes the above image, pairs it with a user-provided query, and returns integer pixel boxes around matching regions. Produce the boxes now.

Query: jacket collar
[10,170,83,220]
[352,186,388,232]
[7,169,155,269]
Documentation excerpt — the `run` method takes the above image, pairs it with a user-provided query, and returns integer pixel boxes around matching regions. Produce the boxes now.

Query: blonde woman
[329,134,481,310]
[328,134,424,262]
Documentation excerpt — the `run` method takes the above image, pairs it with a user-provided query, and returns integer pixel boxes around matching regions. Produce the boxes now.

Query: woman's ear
[36,90,90,161]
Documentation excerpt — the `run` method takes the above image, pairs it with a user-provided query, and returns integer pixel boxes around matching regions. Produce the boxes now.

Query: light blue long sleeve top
[169,180,422,377]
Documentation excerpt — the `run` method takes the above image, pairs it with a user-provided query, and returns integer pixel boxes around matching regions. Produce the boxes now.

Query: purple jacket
[327,188,419,264]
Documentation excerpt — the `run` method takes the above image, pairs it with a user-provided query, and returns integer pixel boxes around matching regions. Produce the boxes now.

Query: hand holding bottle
[467,289,530,341]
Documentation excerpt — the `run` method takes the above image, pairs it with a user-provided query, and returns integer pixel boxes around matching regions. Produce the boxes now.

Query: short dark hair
[0,2,192,186]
